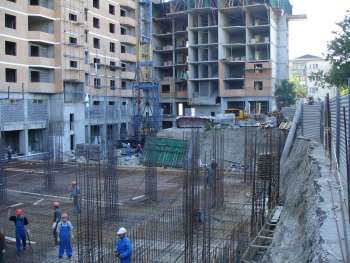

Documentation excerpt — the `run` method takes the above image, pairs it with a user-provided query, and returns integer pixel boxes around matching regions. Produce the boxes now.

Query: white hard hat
[117,227,127,235]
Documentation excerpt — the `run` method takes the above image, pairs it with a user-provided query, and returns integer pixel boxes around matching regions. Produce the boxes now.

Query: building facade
[153,0,291,128]
[289,54,335,101]
[0,0,137,158]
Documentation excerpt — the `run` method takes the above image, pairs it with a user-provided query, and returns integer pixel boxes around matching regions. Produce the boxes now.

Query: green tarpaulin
[141,137,188,168]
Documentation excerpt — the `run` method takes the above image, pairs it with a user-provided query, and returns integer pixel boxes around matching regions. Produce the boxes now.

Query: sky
[289,0,350,59]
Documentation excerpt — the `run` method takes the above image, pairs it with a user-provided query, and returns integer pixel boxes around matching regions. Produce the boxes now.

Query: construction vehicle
[224,109,249,120]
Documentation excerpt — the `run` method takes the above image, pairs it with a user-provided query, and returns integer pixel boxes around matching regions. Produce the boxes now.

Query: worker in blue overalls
[115,227,132,263]
[70,181,81,213]
[56,212,73,259]
[9,209,29,254]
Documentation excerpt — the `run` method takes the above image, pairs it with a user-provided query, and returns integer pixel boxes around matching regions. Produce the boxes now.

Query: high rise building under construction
[0,0,137,157]
[153,0,292,128]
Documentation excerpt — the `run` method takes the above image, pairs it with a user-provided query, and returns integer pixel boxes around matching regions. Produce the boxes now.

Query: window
[70,135,75,151]
[69,113,74,130]
[121,45,126,53]
[69,37,77,45]
[69,13,77,22]
[29,0,39,4]
[109,23,115,33]
[121,63,126,71]
[30,71,40,82]
[121,81,126,89]
[85,73,89,85]
[30,45,39,56]
[110,80,116,90]
[108,101,115,105]
[5,14,16,29]
[93,0,99,9]
[84,8,88,21]
[7,0,16,2]
[110,61,116,71]
[84,51,88,64]
[5,68,16,82]
[109,5,115,15]
[161,85,170,93]
[254,81,263,91]
[5,41,16,56]
[93,17,100,28]
[84,29,88,43]
[70,60,78,68]
[33,99,43,104]
[120,9,126,17]
[122,101,126,106]
[94,78,101,89]
[93,58,100,69]
[93,100,100,105]
[93,38,100,49]
[120,27,126,35]
[110,42,115,53]
[254,64,263,73]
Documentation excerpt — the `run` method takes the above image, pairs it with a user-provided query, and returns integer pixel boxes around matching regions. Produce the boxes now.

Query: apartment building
[0,0,137,158]
[289,54,335,101]
[153,0,291,128]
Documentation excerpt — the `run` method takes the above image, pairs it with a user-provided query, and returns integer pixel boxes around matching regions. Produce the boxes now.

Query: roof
[294,54,323,60]
[141,137,188,168]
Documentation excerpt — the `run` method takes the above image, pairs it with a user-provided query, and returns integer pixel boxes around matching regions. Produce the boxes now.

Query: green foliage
[290,76,308,98]
[311,11,350,88]
[275,80,296,108]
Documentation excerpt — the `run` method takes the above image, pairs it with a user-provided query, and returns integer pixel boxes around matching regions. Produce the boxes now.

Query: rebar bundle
[76,145,105,263]
[145,162,158,202]
[103,144,119,221]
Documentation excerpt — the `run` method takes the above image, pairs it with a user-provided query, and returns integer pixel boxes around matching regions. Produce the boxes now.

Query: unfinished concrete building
[153,0,291,128]
[0,0,137,158]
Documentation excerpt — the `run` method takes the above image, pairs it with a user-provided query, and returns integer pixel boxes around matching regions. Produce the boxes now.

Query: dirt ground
[0,156,251,262]
[0,160,185,263]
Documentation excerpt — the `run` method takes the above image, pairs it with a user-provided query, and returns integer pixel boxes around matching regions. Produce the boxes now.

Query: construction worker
[56,212,73,259]
[9,209,29,253]
[0,229,5,263]
[70,181,81,213]
[52,201,62,245]
[115,227,132,263]
[135,144,142,157]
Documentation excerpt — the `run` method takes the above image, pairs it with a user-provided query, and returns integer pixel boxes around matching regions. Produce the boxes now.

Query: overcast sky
[289,0,350,59]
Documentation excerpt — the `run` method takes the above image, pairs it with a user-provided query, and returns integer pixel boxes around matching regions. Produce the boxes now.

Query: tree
[275,80,296,108]
[309,11,350,89]
[290,76,308,98]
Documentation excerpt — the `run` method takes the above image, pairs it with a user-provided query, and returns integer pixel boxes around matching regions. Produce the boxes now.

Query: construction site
[0,0,350,262]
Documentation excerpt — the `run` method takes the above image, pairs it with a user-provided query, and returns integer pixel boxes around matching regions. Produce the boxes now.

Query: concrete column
[19,129,29,155]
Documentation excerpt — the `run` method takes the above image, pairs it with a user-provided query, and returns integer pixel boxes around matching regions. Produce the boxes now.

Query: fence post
[336,86,341,161]
[347,78,350,222]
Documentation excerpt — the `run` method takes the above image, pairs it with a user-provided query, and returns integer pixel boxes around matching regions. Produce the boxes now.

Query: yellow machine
[224,109,249,120]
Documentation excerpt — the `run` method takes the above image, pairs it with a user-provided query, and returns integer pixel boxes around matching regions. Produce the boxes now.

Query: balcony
[29,82,57,93]
[27,31,55,43]
[27,6,55,18]
[119,16,136,27]
[28,57,55,67]
[121,71,135,80]
[120,35,137,45]
[175,90,188,98]
[120,53,137,62]
[119,0,136,9]
[116,89,134,97]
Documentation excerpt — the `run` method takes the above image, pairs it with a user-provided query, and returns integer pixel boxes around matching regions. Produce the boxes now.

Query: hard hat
[15,209,23,217]
[117,227,127,235]
[53,201,60,208]
[61,212,69,219]
[71,180,77,185]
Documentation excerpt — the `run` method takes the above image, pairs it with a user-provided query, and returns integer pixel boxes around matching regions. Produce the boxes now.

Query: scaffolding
[133,0,161,141]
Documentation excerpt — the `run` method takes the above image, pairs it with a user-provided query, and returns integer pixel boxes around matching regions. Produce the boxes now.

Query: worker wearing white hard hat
[115,227,132,263]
